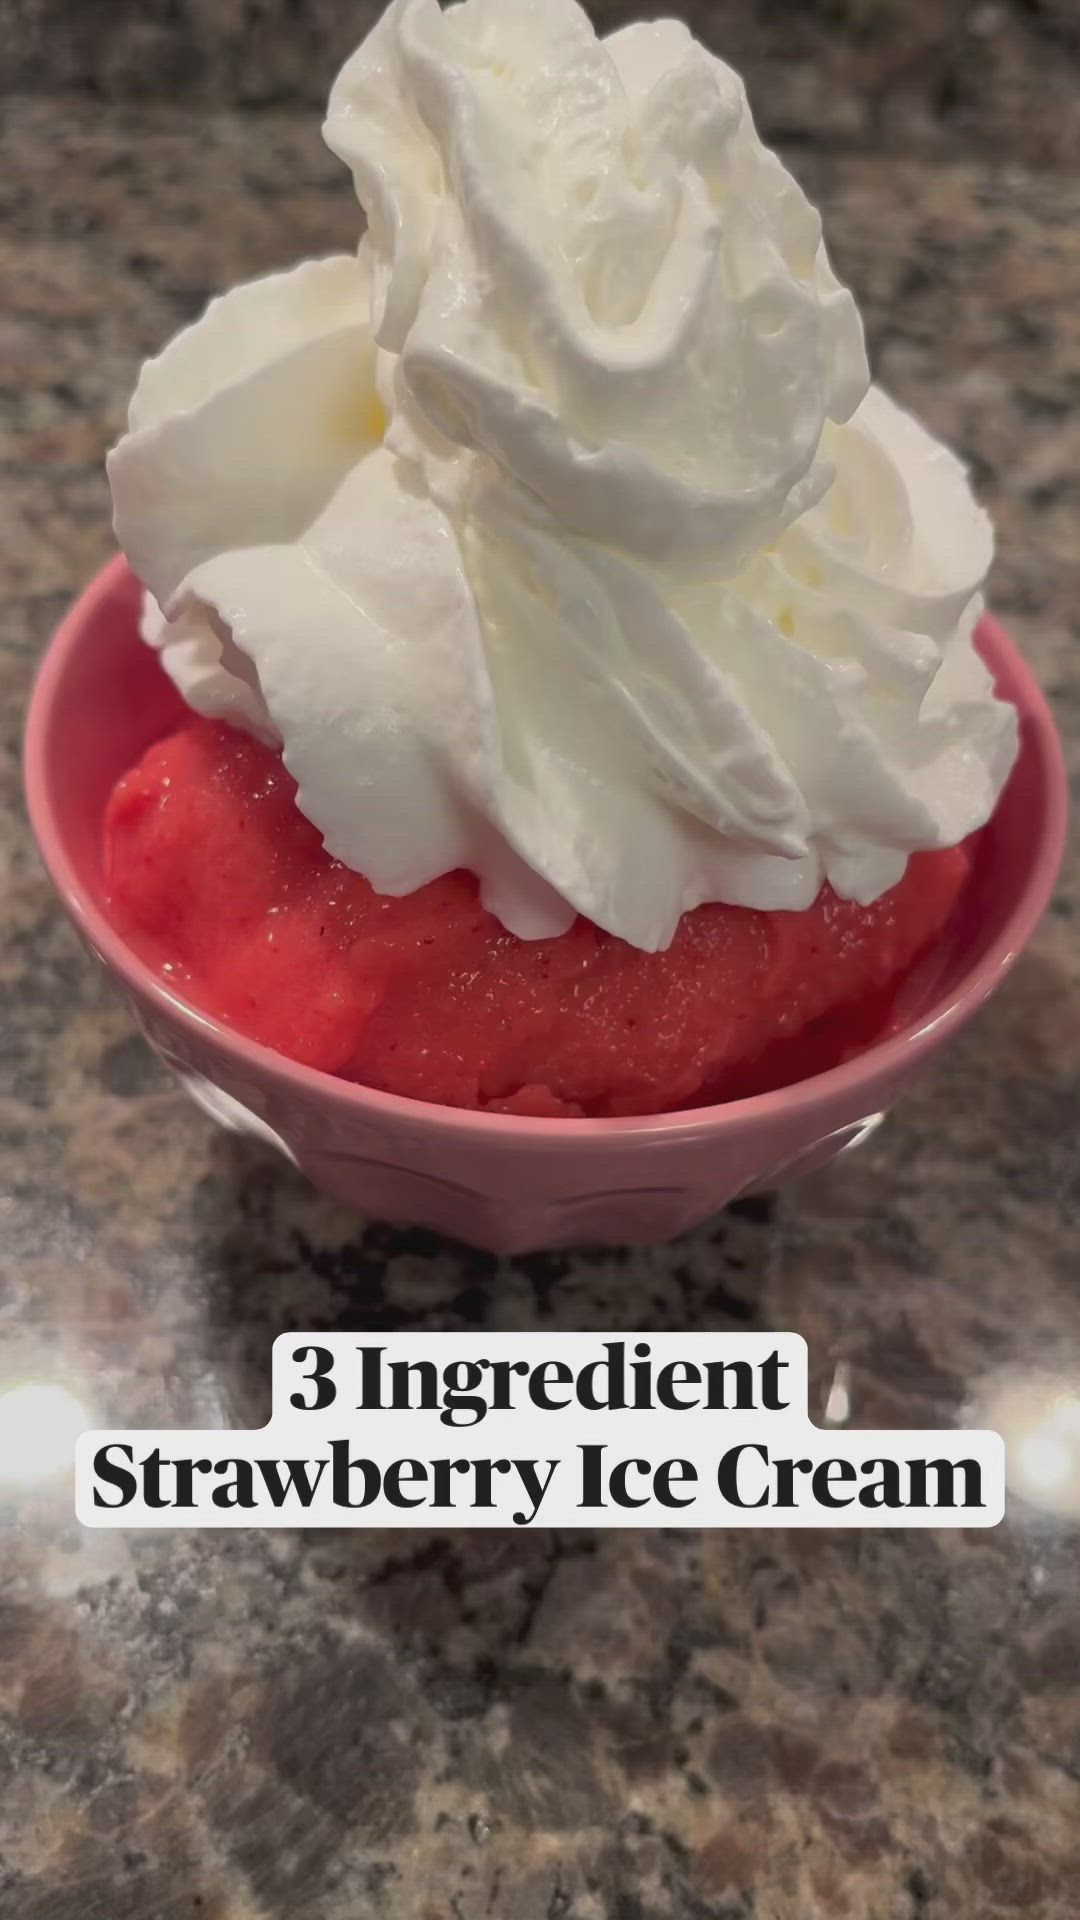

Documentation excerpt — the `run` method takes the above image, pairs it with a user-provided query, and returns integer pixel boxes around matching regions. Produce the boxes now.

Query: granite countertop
[3,32,1080,1920]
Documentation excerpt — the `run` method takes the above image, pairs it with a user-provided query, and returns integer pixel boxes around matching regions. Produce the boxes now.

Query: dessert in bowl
[24,0,1066,1250]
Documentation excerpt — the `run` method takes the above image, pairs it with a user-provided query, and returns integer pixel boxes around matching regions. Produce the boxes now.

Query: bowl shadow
[193,1127,778,1434]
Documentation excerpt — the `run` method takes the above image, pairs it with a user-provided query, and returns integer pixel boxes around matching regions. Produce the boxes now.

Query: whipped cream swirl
[108,0,1018,950]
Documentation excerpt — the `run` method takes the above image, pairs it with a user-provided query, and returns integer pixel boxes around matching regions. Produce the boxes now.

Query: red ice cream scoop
[103,715,974,1119]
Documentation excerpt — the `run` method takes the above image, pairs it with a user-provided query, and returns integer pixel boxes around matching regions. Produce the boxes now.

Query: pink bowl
[24,557,1067,1253]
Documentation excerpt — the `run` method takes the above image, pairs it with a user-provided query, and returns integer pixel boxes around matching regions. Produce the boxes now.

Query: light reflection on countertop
[0,1382,93,1488]
[975,1373,1080,1521]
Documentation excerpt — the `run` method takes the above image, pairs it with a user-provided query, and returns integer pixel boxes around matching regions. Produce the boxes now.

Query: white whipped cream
[108,0,1018,951]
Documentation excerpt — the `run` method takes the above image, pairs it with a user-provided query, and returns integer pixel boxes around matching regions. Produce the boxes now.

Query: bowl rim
[24,554,1068,1148]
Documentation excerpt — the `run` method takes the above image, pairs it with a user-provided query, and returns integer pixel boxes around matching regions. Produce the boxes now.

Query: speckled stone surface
[3,27,1080,1920]
[3,0,1079,168]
